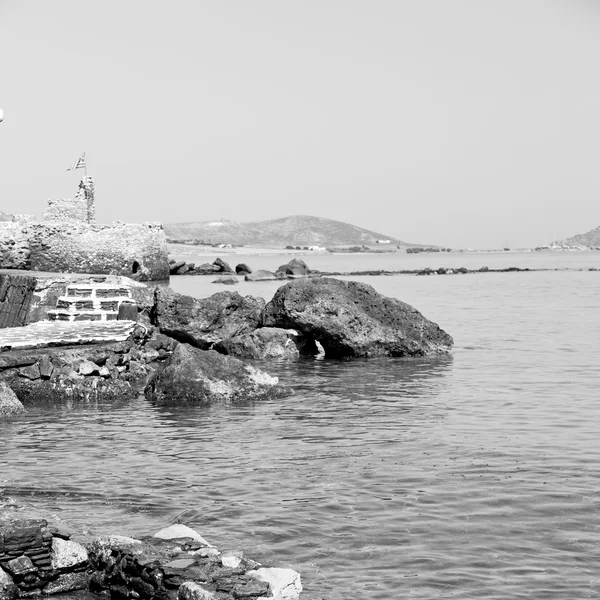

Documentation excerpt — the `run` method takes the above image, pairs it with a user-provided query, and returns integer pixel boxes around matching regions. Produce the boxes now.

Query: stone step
[55,296,136,312]
[47,310,119,322]
[66,285,132,299]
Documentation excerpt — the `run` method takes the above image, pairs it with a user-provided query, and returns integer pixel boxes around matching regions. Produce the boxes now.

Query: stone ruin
[0,178,169,281]
[43,177,96,224]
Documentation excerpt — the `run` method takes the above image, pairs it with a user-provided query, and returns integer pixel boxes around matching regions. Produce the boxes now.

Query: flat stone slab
[0,321,136,352]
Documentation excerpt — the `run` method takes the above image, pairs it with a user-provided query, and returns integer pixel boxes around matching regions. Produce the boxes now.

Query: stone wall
[24,221,169,281]
[0,223,31,270]
[0,275,37,328]
[43,177,95,224]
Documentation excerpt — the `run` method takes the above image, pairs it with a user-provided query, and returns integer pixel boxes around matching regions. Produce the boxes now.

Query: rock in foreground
[0,381,26,418]
[262,277,453,358]
[144,343,286,404]
[216,327,317,359]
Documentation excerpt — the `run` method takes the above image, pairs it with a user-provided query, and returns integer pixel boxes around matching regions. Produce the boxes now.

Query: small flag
[67,154,86,171]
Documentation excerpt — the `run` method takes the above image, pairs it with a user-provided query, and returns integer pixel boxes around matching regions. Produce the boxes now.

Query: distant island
[558,225,600,248]
[164,215,428,249]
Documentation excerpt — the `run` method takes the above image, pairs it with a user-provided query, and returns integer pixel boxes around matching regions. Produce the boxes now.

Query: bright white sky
[1,0,599,248]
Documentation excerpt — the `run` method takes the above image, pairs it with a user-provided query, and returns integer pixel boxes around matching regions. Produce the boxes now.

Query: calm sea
[1,251,599,599]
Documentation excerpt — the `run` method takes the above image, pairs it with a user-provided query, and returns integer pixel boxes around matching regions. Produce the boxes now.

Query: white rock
[220,550,243,569]
[191,547,219,558]
[178,581,216,600]
[51,538,89,570]
[153,524,213,547]
[248,567,302,599]
[0,567,17,600]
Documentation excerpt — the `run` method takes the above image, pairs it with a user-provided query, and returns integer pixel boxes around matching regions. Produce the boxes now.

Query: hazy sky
[1,1,599,248]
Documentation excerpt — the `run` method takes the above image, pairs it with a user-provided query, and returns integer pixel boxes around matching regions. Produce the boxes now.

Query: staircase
[47,283,136,322]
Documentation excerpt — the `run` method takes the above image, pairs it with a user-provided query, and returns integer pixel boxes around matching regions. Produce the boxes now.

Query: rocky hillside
[164,215,414,247]
[559,225,600,247]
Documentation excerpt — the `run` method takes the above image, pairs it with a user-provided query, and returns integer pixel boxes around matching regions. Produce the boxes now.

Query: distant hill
[164,215,419,247]
[0,211,14,222]
[559,225,600,247]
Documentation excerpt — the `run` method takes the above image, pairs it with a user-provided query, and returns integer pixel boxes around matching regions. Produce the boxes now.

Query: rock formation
[151,289,264,350]
[262,277,454,358]
[144,343,285,405]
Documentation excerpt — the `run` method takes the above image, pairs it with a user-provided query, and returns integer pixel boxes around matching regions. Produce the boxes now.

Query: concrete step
[56,296,136,312]
[47,310,119,322]
[66,285,132,299]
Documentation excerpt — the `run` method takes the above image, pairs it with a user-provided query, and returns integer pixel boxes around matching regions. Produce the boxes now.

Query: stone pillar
[75,177,95,224]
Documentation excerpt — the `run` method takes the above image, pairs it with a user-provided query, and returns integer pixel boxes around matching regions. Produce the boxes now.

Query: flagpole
[84,152,88,179]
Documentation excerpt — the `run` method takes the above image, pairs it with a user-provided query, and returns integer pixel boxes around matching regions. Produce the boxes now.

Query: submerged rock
[244,269,278,282]
[263,277,453,358]
[152,289,264,349]
[0,381,26,418]
[144,343,285,404]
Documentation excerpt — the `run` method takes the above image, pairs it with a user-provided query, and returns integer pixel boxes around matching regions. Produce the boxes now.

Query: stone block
[42,572,90,595]
[50,538,88,571]
[5,556,36,578]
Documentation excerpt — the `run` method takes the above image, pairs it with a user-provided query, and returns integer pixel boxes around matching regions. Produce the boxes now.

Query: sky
[1,0,599,249]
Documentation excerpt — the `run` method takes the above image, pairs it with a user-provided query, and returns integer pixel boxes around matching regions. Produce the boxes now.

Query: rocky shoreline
[0,260,456,600]
[0,517,301,600]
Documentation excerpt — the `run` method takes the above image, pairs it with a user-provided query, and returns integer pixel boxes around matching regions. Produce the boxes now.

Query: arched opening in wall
[132,261,140,274]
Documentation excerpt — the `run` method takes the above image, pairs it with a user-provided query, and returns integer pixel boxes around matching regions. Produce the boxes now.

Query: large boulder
[262,277,453,358]
[152,289,264,349]
[0,381,26,417]
[216,328,318,359]
[144,343,285,404]
[276,258,310,276]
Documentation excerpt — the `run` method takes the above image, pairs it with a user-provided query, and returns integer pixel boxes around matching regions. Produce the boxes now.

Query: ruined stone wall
[25,221,169,281]
[0,222,31,270]
[43,177,95,224]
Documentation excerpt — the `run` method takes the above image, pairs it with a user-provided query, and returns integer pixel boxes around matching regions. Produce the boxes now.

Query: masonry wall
[43,177,95,223]
[25,221,169,281]
[0,222,31,270]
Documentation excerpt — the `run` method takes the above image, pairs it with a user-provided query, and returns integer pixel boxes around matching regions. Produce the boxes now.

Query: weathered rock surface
[152,289,264,349]
[50,537,88,571]
[263,277,453,358]
[144,343,285,404]
[216,328,316,360]
[276,258,310,277]
[244,269,279,282]
[0,381,26,417]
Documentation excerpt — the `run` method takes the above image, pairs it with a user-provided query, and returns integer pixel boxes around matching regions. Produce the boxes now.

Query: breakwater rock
[263,277,453,358]
[0,518,302,600]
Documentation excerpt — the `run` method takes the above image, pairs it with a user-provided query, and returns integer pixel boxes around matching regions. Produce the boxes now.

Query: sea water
[1,252,600,599]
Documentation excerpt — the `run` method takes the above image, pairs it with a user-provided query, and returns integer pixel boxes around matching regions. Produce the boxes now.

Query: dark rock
[235,263,252,275]
[217,328,316,359]
[18,364,40,380]
[244,270,277,282]
[276,258,310,276]
[5,556,36,577]
[262,277,453,358]
[37,357,53,380]
[169,261,185,275]
[42,572,90,594]
[144,343,284,405]
[152,289,264,350]
[175,264,192,275]
[213,258,234,273]
[118,303,138,321]
[194,263,221,275]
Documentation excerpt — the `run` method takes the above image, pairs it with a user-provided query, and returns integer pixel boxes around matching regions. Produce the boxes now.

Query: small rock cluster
[0,518,90,598]
[168,258,237,277]
[0,328,177,403]
[0,520,302,600]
